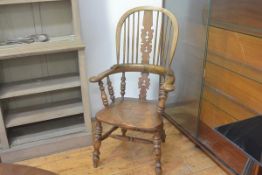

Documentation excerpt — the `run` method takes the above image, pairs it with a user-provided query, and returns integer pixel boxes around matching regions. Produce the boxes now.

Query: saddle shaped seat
[96,98,162,132]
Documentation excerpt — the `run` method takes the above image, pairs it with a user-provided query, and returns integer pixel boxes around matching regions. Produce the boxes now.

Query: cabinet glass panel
[164,0,210,137]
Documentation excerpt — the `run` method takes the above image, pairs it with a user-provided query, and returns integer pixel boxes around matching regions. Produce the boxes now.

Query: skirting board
[0,132,93,163]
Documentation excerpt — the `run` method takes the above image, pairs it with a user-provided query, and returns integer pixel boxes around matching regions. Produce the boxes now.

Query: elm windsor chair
[89,6,178,175]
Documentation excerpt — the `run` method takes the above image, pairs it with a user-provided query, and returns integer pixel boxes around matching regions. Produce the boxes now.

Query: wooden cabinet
[0,0,92,162]
[199,0,262,174]
[164,0,261,174]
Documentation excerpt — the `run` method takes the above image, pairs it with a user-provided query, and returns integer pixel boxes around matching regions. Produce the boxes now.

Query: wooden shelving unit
[0,0,92,162]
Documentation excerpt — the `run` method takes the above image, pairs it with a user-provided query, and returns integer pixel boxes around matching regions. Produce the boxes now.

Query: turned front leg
[158,81,167,143]
[153,132,162,175]
[93,121,103,168]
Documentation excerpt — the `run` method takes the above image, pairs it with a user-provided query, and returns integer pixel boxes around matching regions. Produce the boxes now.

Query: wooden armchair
[89,6,178,175]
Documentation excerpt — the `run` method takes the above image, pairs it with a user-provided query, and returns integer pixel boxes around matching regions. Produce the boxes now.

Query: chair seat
[96,98,162,132]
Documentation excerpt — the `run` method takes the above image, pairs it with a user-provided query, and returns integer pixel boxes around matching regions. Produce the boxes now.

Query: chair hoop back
[116,6,179,67]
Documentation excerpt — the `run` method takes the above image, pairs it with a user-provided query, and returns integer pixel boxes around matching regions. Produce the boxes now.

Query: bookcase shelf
[0,0,63,5]
[9,115,86,146]
[0,36,85,60]
[0,74,81,99]
[0,0,91,162]
[5,99,83,128]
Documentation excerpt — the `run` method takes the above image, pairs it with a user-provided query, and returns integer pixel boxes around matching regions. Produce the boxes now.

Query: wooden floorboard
[17,119,227,175]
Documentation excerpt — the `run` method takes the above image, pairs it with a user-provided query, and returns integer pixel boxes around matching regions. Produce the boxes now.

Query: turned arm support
[162,68,175,93]
[158,68,175,114]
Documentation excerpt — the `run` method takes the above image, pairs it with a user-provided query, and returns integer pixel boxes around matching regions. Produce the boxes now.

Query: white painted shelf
[0,0,63,5]
[0,74,80,99]
[0,36,85,60]
[5,99,83,128]
[9,115,86,146]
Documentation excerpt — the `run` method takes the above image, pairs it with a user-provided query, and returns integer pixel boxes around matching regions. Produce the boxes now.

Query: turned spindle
[120,72,126,98]
[107,76,115,102]
[98,80,109,107]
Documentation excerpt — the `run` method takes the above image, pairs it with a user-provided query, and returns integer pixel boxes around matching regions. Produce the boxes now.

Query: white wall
[79,0,163,117]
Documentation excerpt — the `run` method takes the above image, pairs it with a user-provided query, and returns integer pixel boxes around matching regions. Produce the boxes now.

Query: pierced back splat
[138,11,153,101]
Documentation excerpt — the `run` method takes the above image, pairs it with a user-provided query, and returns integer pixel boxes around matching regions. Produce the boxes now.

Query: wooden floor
[17,119,227,175]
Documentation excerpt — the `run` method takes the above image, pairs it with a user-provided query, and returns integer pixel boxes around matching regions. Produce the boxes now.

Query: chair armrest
[89,65,119,83]
[89,64,175,89]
